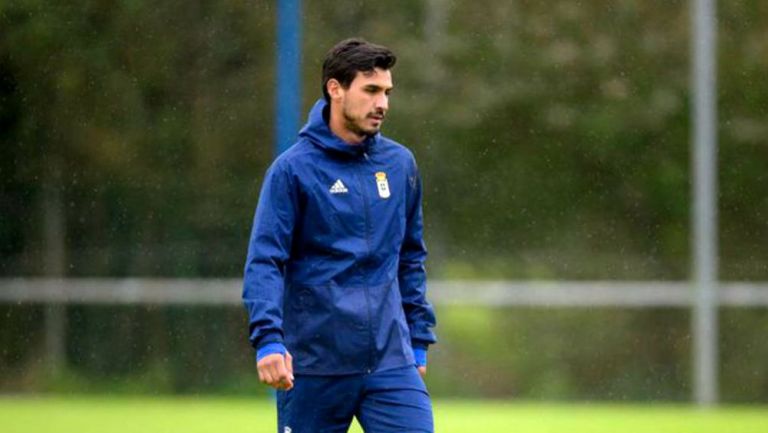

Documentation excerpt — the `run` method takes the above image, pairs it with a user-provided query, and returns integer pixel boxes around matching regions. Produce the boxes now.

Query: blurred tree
[1,0,767,401]
[1,0,275,276]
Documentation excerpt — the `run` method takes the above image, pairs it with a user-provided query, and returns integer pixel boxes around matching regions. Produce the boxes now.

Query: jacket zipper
[355,151,375,373]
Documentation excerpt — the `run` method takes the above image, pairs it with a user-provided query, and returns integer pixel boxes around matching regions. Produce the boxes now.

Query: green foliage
[1,0,767,279]
[1,0,275,276]
[431,306,691,400]
[2,304,767,402]
[2,0,768,401]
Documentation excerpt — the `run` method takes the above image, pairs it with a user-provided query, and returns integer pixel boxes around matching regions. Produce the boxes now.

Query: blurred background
[1,0,767,408]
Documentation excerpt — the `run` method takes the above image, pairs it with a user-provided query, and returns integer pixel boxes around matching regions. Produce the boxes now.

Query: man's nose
[375,93,388,112]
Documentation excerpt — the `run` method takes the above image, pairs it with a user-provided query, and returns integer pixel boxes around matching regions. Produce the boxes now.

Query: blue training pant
[276,365,434,433]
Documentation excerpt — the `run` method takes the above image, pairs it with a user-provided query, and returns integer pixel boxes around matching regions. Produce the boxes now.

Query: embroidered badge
[375,172,390,199]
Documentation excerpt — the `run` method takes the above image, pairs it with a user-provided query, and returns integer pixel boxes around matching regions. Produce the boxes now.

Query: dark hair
[321,38,397,102]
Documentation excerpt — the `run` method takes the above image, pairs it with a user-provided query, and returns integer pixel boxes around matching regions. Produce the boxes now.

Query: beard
[342,104,382,138]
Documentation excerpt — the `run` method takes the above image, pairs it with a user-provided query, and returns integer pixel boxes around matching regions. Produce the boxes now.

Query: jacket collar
[298,99,379,157]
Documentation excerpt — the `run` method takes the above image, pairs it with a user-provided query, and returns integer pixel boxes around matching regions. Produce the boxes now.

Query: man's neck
[328,107,364,145]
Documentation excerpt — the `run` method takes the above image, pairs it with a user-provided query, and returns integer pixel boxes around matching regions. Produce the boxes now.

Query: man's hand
[417,366,427,378]
[257,352,294,390]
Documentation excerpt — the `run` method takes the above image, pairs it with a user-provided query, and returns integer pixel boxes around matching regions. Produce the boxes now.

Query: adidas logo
[329,179,348,194]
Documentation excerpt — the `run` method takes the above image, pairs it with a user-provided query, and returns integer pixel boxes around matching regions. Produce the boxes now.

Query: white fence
[3,278,767,404]
[2,278,768,307]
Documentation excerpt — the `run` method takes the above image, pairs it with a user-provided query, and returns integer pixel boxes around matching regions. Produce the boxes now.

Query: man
[243,38,437,433]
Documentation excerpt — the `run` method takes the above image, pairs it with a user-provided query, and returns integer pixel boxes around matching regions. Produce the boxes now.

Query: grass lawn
[1,395,767,433]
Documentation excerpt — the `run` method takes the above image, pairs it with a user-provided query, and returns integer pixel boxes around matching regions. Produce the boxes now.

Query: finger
[276,378,291,391]
[257,355,277,384]
[282,375,294,390]
[285,352,294,379]
[268,360,283,382]
[262,370,275,386]
[275,360,293,389]
[257,368,265,383]
[275,357,293,390]
[280,378,294,391]
[257,362,270,383]
[418,366,427,378]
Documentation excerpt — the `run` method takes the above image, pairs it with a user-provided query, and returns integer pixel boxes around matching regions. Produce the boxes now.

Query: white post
[691,0,719,406]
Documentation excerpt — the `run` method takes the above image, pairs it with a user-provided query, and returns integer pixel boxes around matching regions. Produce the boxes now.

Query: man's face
[337,68,393,137]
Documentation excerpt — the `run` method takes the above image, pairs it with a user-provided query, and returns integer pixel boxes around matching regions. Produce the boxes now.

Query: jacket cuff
[413,347,428,367]
[252,330,284,350]
[256,342,286,362]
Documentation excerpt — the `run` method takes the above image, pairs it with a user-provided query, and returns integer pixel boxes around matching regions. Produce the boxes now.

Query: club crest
[375,172,390,199]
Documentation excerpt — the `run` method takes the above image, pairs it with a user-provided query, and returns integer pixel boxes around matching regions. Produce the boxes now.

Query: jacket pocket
[369,279,412,359]
[284,283,370,371]
[330,283,371,365]
[283,284,335,369]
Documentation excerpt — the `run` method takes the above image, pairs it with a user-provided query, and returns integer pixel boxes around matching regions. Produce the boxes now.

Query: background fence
[2,278,767,402]
[4,278,768,307]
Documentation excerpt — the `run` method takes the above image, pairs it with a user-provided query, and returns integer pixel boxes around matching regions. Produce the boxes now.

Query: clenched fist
[257,352,294,390]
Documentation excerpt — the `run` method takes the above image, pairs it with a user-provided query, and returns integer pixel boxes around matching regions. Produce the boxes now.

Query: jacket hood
[298,99,380,156]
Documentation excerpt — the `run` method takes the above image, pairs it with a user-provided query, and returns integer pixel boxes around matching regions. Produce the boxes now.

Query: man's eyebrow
[364,84,394,90]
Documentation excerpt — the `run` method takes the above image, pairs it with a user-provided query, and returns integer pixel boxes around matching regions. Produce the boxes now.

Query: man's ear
[327,79,343,101]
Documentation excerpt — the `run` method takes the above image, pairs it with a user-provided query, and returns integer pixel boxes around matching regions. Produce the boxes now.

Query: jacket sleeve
[242,161,298,353]
[399,156,437,350]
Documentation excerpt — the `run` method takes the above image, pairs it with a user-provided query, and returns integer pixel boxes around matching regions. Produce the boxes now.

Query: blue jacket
[243,99,437,375]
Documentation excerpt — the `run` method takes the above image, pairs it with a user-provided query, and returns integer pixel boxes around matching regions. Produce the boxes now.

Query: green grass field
[1,396,767,433]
